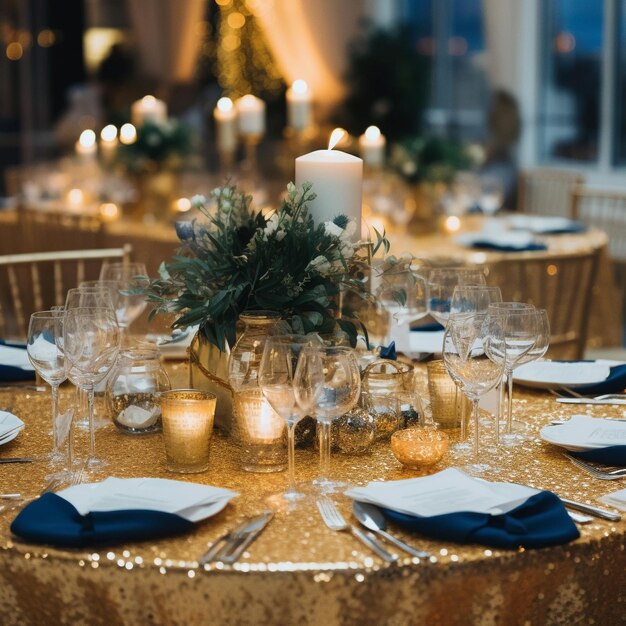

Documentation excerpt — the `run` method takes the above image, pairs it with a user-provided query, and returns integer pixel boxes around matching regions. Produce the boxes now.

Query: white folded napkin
[0,345,34,370]
[599,488,626,512]
[0,411,25,442]
[57,477,238,522]
[514,361,611,387]
[345,468,537,518]
[408,330,444,354]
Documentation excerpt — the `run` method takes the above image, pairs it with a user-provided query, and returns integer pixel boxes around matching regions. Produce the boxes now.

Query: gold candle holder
[159,390,216,473]
[232,390,286,473]
[427,360,471,430]
[391,428,448,469]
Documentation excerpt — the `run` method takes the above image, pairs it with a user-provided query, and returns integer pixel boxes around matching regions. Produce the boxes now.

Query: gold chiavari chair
[517,168,584,217]
[483,248,600,359]
[0,244,132,339]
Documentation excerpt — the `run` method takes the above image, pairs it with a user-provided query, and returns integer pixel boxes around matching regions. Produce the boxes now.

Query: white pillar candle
[286,79,312,131]
[75,129,97,158]
[359,125,386,168]
[99,124,118,162]
[236,94,266,137]
[214,97,238,153]
[131,95,167,127]
[295,129,363,237]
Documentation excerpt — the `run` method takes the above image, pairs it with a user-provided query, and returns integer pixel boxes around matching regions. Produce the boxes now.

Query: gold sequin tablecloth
[1,366,626,626]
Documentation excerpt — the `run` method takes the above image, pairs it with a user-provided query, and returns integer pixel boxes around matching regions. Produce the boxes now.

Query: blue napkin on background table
[535,222,586,235]
[379,342,396,360]
[0,340,35,382]
[411,322,445,332]
[562,363,626,396]
[380,491,579,549]
[570,446,626,466]
[468,240,548,252]
[11,493,194,547]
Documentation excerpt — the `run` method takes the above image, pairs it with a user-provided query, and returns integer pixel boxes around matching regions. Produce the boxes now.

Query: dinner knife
[219,511,273,564]
[0,457,33,464]
[560,498,621,522]
[199,511,273,565]
[556,398,626,405]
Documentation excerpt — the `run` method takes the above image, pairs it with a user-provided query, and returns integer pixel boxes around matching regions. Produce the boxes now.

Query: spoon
[352,501,430,558]
[156,328,191,346]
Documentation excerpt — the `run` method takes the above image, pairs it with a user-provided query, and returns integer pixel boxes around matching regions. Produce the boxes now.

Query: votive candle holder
[160,390,216,473]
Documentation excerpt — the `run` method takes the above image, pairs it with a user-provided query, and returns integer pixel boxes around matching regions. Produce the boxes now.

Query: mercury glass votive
[159,390,216,473]
[391,428,449,469]
[427,359,471,430]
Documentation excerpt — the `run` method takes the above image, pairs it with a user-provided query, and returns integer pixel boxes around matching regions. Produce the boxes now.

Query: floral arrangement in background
[389,136,484,186]
[140,182,389,351]
[115,120,192,174]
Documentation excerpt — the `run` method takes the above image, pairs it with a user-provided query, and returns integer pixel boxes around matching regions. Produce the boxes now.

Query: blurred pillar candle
[99,125,118,162]
[236,95,266,137]
[295,129,362,236]
[160,390,216,473]
[131,95,167,127]
[359,126,386,169]
[286,79,313,131]
[214,97,238,153]
[75,129,97,158]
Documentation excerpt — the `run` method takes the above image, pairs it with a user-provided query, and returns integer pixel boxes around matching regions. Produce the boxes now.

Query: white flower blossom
[190,194,206,209]
[308,255,331,274]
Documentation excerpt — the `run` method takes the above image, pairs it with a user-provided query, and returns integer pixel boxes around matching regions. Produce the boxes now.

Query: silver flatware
[564,453,626,480]
[559,498,621,521]
[0,457,33,464]
[0,385,46,392]
[352,501,429,558]
[556,397,626,405]
[156,328,190,346]
[219,511,273,564]
[199,511,273,565]
[0,493,21,499]
[317,498,397,563]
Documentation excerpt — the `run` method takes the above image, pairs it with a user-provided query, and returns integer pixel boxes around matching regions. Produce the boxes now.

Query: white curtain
[127,0,207,86]
[250,0,367,110]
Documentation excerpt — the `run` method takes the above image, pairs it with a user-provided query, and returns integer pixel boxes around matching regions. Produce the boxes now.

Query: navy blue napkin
[559,363,626,396]
[411,322,445,332]
[468,240,547,252]
[379,491,579,549]
[536,222,586,235]
[571,446,626,467]
[379,342,397,360]
[0,340,35,382]
[11,493,194,548]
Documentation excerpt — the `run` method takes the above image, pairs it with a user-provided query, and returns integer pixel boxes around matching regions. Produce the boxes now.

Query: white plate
[540,415,626,452]
[0,411,25,446]
[513,361,613,389]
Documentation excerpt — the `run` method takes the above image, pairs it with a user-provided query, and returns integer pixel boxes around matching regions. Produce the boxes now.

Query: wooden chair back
[518,168,583,217]
[484,248,600,359]
[0,245,132,339]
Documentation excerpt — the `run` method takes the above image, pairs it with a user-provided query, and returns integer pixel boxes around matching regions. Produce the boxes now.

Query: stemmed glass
[258,335,320,504]
[63,307,120,470]
[450,285,502,315]
[26,311,66,466]
[377,268,428,338]
[487,303,539,445]
[296,345,361,493]
[427,267,487,326]
[443,312,505,474]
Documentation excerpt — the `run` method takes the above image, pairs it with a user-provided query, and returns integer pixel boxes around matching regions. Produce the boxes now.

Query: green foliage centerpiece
[142,181,388,352]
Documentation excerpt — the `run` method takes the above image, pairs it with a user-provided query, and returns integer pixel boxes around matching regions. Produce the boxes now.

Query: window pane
[539,1,603,163]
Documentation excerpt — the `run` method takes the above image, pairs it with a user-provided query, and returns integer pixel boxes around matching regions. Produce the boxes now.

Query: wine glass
[487,303,538,445]
[27,311,66,466]
[98,263,149,338]
[295,345,361,493]
[258,334,320,504]
[427,267,487,327]
[443,312,505,473]
[450,285,502,315]
[64,307,120,470]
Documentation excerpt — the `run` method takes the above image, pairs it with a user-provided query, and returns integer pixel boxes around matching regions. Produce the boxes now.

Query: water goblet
[27,310,66,466]
[450,285,502,315]
[63,307,120,471]
[487,303,538,445]
[258,334,320,505]
[427,267,487,327]
[443,312,505,474]
[295,345,361,493]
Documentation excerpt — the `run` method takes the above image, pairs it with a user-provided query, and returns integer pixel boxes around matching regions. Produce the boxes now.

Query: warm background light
[119,123,137,145]
[217,97,234,112]
[79,129,96,148]
[99,203,120,222]
[100,125,118,142]
[292,79,308,95]
[365,126,381,141]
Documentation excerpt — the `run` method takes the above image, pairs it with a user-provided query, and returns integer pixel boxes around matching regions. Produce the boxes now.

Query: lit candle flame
[68,188,84,206]
[328,128,346,151]
[99,203,119,221]
[142,95,156,107]
[445,215,461,232]
[364,125,381,141]
[217,97,234,112]
[100,124,117,142]
[79,129,96,148]
[119,123,137,145]
[175,198,191,212]
[292,79,308,95]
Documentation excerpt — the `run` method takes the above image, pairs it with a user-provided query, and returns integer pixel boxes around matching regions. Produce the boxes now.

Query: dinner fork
[564,453,626,480]
[316,498,397,563]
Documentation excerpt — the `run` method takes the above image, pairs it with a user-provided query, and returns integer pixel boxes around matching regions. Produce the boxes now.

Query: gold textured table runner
[0,364,625,625]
